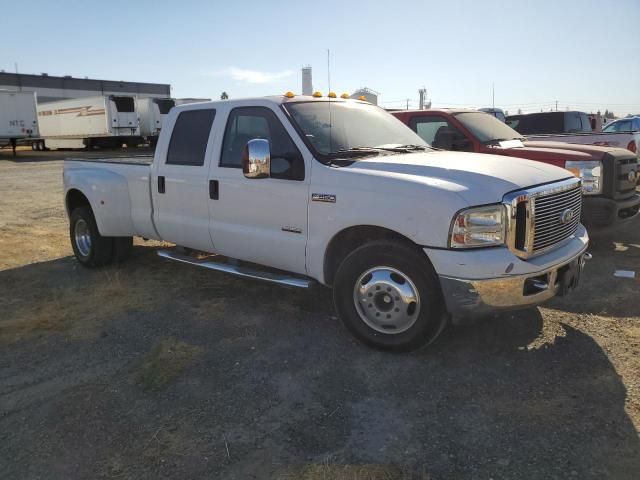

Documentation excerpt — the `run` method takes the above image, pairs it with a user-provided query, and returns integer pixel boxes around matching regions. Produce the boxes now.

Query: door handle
[209,180,219,200]
[158,176,165,194]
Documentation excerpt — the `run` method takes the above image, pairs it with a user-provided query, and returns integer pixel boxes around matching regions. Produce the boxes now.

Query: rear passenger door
[153,108,217,251]
[207,106,309,275]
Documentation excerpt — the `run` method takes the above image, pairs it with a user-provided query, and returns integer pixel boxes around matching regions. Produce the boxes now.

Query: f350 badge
[311,193,336,203]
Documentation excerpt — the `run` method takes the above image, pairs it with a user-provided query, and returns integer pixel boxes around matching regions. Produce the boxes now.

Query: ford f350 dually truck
[63,95,589,351]
[393,109,639,230]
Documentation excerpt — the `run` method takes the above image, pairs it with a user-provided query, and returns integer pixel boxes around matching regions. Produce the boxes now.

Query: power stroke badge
[311,193,336,203]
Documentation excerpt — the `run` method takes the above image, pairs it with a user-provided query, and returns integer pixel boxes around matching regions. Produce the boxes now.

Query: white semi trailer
[36,95,142,150]
[136,97,175,146]
[0,91,39,156]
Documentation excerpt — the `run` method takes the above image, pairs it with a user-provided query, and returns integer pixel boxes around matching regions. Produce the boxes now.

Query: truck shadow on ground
[0,248,638,479]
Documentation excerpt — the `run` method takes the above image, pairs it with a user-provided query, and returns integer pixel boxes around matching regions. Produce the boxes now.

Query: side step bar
[157,249,314,289]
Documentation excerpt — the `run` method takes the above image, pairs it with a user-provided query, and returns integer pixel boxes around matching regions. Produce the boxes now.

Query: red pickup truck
[393,109,639,231]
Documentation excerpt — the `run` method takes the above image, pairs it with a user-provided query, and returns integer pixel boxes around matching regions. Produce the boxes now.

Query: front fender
[64,166,135,236]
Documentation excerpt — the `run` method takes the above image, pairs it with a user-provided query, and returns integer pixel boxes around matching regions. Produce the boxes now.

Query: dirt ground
[1,148,639,479]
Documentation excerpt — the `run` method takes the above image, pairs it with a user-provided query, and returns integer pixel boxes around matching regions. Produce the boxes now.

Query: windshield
[284,101,428,158]
[454,112,523,143]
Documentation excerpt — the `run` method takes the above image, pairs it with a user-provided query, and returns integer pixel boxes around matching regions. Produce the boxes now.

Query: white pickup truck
[63,95,589,351]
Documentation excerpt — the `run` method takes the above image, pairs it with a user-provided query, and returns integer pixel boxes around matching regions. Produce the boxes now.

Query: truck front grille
[615,156,638,197]
[504,178,582,259]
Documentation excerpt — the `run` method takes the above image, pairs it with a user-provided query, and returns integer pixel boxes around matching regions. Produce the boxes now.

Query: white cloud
[212,66,294,84]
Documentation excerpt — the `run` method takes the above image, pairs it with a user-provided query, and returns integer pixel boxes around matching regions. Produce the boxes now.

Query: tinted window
[166,109,215,166]
[220,107,304,180]
[507,112,564,134]
[112,96,134,112]
[616,120,633,132]
[155,99,175,114]
[454,112,523,143]
[410,116,472,151]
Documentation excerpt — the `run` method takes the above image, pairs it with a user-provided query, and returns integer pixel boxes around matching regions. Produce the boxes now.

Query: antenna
[492,82,495,109]
[327,49,331,92]
[327,49,333,154]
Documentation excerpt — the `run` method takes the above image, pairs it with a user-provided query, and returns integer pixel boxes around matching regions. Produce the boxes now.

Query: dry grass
[0,267,157,343]
[133,337,203,391]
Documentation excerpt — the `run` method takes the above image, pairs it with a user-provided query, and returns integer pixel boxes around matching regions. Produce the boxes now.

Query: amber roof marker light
[312,91,323,98]
[284,91,295,98]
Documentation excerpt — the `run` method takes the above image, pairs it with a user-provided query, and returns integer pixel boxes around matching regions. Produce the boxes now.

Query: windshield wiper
[326,147,383,159]
[383,144,428,151]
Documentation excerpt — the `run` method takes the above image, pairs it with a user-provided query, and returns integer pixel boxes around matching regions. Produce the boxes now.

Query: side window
[617,120,632,132]
[410,117,472,151]
[565,113,582,133]
[166,109,216,166]
[220,107,304,180]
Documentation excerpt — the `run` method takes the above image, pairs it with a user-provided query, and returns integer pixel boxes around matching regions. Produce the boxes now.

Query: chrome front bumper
[438,243,590,320]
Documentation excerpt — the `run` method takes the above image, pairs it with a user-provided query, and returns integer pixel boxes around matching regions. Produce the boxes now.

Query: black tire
[112,237,133,263]
[333,240,447,352]
[69,207,114,267]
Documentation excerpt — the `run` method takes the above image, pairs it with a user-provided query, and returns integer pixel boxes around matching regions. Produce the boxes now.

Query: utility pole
[418,87,427,110]
[406,98,410,110]
[555,100,558,111]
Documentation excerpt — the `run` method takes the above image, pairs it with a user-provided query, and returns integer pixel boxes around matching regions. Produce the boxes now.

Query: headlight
[450,205,505,248]
[565,160,602,195]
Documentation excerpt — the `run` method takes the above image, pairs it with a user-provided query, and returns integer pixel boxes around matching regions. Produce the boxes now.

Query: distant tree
[220,91,229,100]
[604,109,615,119]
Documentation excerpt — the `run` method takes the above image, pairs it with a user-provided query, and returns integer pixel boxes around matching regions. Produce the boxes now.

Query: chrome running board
[157,249,313,289]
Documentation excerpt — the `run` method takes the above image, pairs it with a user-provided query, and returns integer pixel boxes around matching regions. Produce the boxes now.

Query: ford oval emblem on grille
[628,170,637,182]
[560,208,575,224]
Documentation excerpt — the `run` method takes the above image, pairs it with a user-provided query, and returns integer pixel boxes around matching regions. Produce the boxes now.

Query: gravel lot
[1,148,639,479]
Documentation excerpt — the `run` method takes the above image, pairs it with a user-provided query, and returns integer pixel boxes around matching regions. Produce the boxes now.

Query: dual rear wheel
[69,207,133,267]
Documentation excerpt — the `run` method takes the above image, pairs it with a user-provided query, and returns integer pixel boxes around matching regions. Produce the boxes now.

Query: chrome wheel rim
[353,266,421,334]
[74,219,92,257]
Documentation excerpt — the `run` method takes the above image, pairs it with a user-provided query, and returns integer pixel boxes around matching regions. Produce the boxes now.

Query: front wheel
[333,241,447,352]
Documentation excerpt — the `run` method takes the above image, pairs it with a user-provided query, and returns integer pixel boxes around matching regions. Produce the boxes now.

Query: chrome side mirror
[243,138,270,179]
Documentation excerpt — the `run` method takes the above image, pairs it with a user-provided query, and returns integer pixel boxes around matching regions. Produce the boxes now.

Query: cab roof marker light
[328,92,337,98]
[340,93,349,99]
[284,91,295,98]
[358,95,367,101]
[312,91,323,98]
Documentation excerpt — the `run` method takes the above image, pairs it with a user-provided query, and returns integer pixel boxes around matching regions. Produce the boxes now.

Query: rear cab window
[166,109,216,166]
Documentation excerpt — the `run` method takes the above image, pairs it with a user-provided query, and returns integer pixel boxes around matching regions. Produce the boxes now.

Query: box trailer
[0,91,39,155]
[36,95,142,150]
[136,97,175,145]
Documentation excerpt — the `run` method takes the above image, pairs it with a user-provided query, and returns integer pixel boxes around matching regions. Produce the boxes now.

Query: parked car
[602,116,640,134]
[63,95,589,351]
[478,107,506,122]
[506,111,639,155]
[393,109,639,230]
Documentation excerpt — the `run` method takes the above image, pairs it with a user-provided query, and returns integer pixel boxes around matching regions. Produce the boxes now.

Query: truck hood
[345,151,571,205]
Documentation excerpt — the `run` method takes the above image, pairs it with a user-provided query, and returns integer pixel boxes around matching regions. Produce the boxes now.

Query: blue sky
[2,0,639,115]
